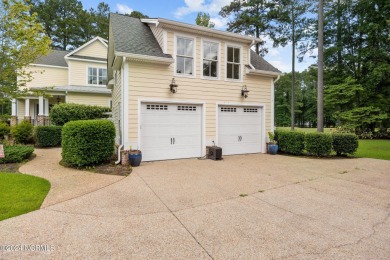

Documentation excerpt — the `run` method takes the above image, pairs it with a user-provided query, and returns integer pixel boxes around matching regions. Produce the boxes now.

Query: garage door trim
[216,102,266,154]
[138,98,206,159]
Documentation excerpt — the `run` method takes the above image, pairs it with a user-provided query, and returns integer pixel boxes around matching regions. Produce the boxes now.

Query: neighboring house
[12,37,111,126]
[107,13,281,161]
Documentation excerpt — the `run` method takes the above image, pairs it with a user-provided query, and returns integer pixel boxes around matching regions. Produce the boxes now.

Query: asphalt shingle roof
[250,50,280,73]
[110,13,171,59]
[34,50,69,67]
[30,85,111,94]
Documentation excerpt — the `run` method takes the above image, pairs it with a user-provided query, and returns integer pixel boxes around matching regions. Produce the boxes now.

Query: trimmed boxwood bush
[332,133,359,155]
[0,146,34,163]
[11,120,33,144]
[34,126,63,147]
[305,132,333,157]
[62,119,115,167]
[275,130,305,155]
[50,103,111,126]
[0,122,10,139]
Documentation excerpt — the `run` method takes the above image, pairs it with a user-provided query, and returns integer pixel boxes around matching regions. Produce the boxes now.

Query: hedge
[305,132,333,157]
[11,120,33,144]
[0,146,34,163]
[0,122,10,139]
[34,126,62,147]
[62,120,115,167]
[274,130,305,155]
[49,103,111,126]
[332,133,359,155]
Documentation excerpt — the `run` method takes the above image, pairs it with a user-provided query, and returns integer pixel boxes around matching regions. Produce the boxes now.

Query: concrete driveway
[1,149,389,259]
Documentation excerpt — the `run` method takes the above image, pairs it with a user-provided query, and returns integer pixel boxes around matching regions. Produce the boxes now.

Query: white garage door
[140,103,202,161]
[218,106,262,155]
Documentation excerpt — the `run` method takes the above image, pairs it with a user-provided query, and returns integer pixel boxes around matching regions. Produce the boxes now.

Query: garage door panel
[141,103,202,161]
[218,106,262,156]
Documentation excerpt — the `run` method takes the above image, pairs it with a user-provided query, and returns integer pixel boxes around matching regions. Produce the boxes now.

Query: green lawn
[0,173,50,221]
[355,140,390,160]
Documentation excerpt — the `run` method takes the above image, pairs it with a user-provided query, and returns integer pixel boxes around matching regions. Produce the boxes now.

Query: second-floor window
[226,46,241,80]
[88,67,107,85]
[203,41,219,78]
[176,37,194,76]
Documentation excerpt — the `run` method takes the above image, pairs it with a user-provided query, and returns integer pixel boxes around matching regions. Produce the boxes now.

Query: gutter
[115,52,174,64]
[246,68,281,77]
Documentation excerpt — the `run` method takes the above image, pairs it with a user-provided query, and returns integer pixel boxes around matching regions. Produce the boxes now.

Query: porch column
[11,99,17,126]
[44,98,49,116]
[24,98,31,122]
[37,96,48,126]
[38,96,44,115]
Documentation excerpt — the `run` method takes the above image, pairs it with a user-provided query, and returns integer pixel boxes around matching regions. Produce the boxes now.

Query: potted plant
[268,132,278,155]
[128,147,142,167]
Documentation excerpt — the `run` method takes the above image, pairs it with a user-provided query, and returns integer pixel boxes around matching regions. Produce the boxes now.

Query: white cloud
[209,17,228,29]
[116,4,133,14]
[175,0,231,18]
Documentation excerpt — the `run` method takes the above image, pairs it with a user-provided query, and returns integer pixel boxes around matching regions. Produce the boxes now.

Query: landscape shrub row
[62,119,115,167]
[274,130,358,157]
[0,146,34,163]
[50,103,111,126]
[34,126,63,147]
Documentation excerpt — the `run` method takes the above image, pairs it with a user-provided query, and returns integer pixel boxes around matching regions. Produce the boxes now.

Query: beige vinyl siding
[67,93,111,107]
[126,30,273,145]
[23,65,68,89]
[74,40,107,59]
[149,24,164,50]
[111,70,122,143]
[68,60,107,86]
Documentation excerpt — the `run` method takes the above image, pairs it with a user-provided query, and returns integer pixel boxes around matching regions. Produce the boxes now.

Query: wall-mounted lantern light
[241,85,249,98]
[170,78,178,93]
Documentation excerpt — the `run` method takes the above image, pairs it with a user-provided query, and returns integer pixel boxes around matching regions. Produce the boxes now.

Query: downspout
[271,75,281,133]
[115,57,126,164]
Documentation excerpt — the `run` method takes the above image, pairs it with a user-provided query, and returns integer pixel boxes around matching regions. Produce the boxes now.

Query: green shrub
[34,126,62,147]
[49,103,111,126]
[0,146,34,163]
[11,120,33,144]
[332,133,359,155]
[305,133,333,157]
[0,122,10,139]
[62,120,115,167]
[275,130,305,155]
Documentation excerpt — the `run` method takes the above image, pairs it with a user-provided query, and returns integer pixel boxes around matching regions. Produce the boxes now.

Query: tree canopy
[195,12,215,28]
[0,0,51,101]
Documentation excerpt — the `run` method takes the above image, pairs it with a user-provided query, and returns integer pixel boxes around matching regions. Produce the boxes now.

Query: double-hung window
[203,41,219,78]
[176,37,194,76]
[88,67,107,85]
[226,46,241,80]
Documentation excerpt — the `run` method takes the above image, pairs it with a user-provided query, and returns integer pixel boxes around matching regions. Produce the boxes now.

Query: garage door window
[221,107,237,112]
[146,104,168,110]
[244,108,258,113]
[178,105,196,111]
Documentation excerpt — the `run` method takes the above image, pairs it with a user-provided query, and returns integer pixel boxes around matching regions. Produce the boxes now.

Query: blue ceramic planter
[268,144,278,155]
[129,151,142,167]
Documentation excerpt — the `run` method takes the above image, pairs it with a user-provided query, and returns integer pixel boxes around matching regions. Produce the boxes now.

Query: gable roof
[65,36,108,58]
[110,13,171,59]
[250,50,280,73]
[33,50,69,67]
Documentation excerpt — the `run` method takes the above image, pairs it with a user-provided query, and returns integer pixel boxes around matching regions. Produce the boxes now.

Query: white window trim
[225,43,243,83]
[86,66,108,86]
[174,33,196,78]
[201,38,221,81]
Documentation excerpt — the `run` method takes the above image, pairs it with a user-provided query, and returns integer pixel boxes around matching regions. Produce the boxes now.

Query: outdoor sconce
[170,78,178,93]
[241,85,250,98]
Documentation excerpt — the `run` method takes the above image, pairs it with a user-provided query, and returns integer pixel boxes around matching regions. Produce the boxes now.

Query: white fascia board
[156,18,261,44]
[30,64,68,69]
[65,57,107,64]
[246,68,281,77]
[115,51,174,64]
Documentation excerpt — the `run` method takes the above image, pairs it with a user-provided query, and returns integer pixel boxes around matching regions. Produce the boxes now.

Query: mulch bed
[87,163,132,176]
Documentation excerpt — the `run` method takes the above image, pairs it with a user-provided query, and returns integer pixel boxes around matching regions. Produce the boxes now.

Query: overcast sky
[82,0,317,72]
